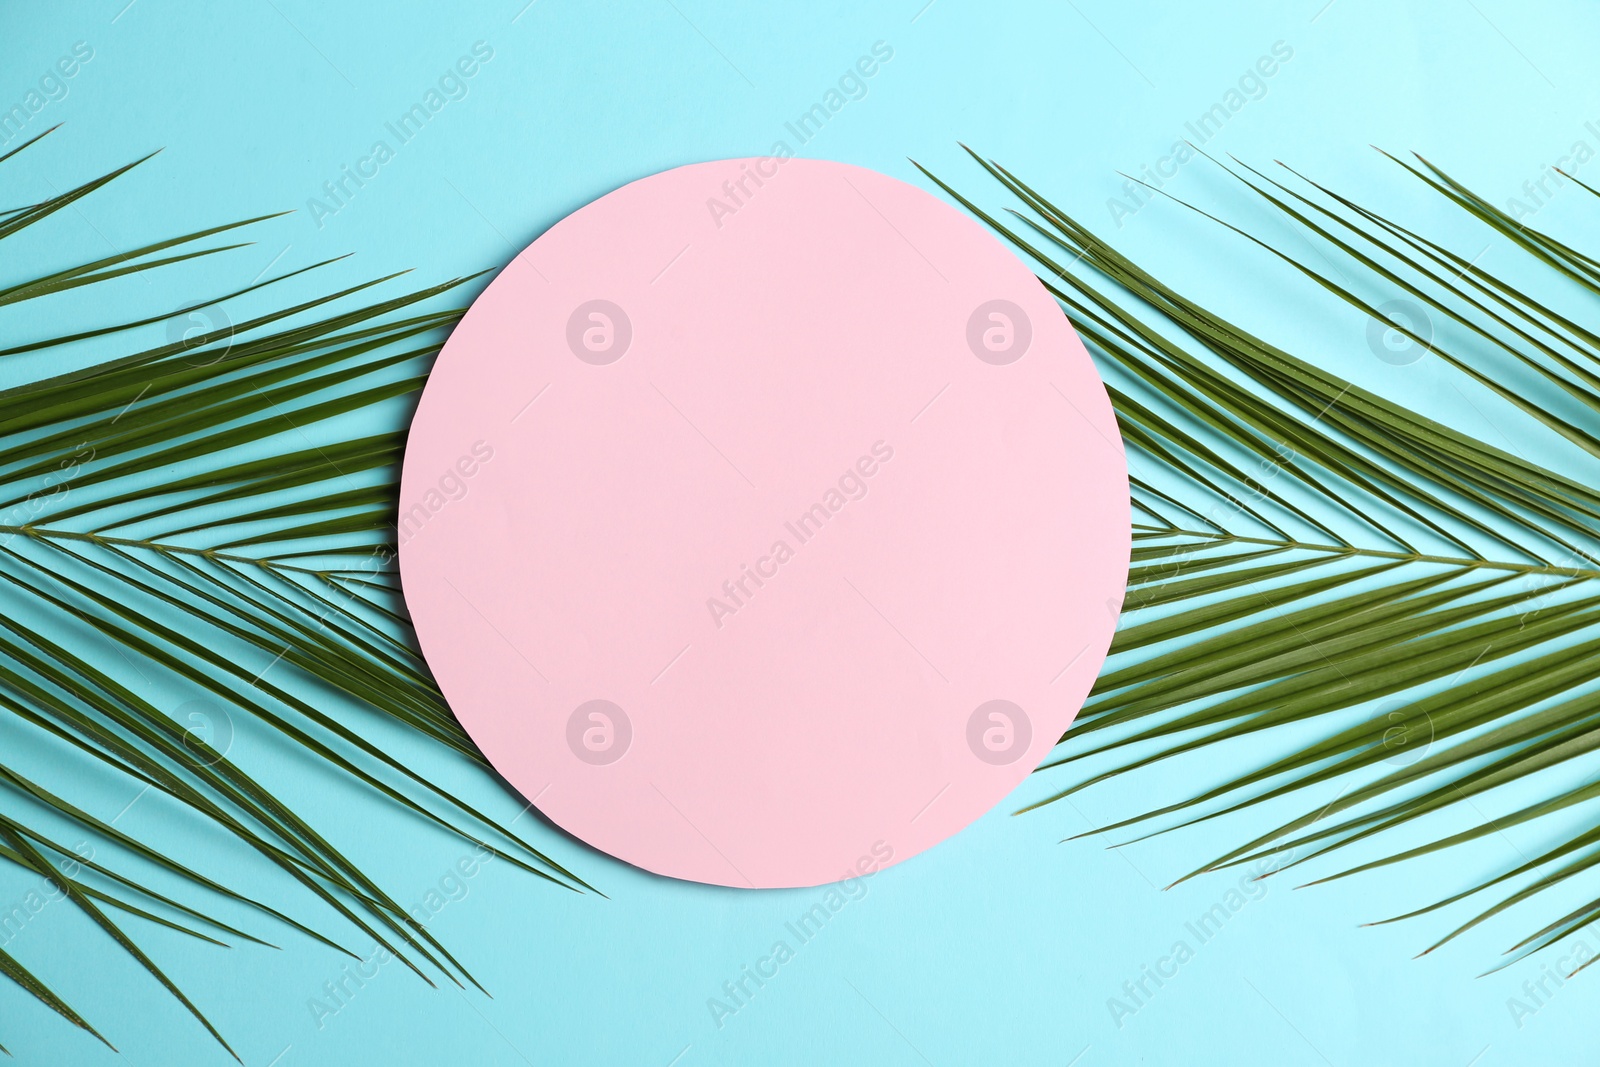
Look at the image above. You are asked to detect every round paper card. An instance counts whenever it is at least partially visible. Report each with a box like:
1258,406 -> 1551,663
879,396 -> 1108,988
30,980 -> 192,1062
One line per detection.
399,158 -> 1129,888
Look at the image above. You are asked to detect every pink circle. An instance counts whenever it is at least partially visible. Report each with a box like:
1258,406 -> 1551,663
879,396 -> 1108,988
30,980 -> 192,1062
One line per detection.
399,158 -> 1128,888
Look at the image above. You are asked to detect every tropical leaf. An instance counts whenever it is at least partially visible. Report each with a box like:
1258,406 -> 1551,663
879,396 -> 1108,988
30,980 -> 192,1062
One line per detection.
933,145 -> 1600,968
0,127 -> 587,1055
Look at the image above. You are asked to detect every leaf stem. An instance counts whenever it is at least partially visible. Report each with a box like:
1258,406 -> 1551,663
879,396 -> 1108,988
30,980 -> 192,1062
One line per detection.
1138,524 -> 1600,579
0,524 -> 376,579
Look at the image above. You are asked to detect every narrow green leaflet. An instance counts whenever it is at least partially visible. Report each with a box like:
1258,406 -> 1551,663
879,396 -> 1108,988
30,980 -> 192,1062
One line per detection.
944,145 -> 1600,967
0,130 -> 588,1053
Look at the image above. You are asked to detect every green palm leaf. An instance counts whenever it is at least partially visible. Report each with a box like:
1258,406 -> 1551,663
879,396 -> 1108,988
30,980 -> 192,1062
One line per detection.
934,144 -> 1600,966
0,128 -> 588,1054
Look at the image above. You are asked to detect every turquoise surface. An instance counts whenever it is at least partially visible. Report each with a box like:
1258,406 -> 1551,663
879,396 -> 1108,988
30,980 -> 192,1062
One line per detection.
3,1 -> 1599,1063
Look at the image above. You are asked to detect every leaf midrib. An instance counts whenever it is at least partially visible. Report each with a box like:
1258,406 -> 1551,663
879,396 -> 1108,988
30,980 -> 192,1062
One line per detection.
1,523 -> 372,577
1139,524 -> 1600,579
13,521 -> 1598,583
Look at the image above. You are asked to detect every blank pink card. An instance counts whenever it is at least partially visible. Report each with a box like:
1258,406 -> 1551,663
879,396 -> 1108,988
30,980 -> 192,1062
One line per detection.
399,158 -> 1129,888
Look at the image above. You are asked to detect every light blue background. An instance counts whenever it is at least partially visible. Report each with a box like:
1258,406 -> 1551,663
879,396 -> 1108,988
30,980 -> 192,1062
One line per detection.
3,1 -> 1599,1064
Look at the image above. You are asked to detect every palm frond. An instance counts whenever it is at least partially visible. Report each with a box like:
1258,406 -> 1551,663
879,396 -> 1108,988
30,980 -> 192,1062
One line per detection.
934,145 -> 1600,965
0,128 -> 587,1054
